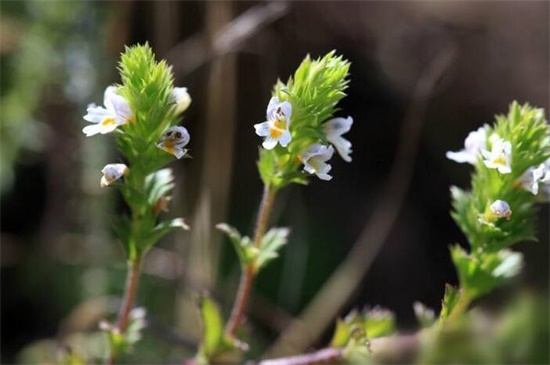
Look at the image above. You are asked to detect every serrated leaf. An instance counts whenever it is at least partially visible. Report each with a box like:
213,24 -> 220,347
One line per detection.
330,307 -> 395,349
255,227 -> 290,272
216,223 -> 255,268
140,218 -> 189,253
450,245 -> 523,299
362,307 -> 396,339
439,284 -> 461,321
145,168 -> 175,207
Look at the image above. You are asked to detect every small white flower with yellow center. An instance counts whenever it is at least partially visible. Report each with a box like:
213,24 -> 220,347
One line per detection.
446,126 -> 487,164
254,97 -> 292,150
519,159 -> 550,197
100,163 -> 128,188
301,144 -> 334,181
157,126 -> 190,159
481,134 -> 512,174
323,116 -> 353,162
170,87 -> 191,115
83,86 -> 133,137
490,199 -> 512,219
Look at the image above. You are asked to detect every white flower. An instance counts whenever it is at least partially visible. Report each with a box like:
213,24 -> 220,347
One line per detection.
170,87 -> 191,114
157,126 -> 190,159
254,97 -> 292,150
83,86 -> 133,137
101,163 -> 128,187
481,134 -> 512,174
323,116 -> 353,162
446,126 -> 487,164
301,144 -> 334,181
490,199 -> 512,219
519,159 -> 550,197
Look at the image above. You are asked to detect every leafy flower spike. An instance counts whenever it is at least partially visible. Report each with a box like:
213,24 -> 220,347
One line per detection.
101,163 -> 128,187
254,97 -> 292,150
446,126 -> 487,164
482,134 -> 512,174
83,86 -> 133,137
301,143 -> 334,181
323,116 -> 353,162
157,126 -> 190,159
170,87 -> 191,115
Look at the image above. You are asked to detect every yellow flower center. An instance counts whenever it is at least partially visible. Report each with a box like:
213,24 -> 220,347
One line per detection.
101,117 -> 117,127
269,118 -> 287,138
492,156 -> 506,165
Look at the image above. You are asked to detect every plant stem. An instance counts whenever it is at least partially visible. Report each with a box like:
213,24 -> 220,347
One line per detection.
225,184 -> 276,337
446,290 -> 472,325
106,255 -> 142,365
258,348 -> 344,365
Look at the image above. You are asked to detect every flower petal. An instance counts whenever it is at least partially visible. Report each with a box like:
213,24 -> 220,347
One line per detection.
324,116 -> 353,136
266,96 -> 280,118
446,150 -> 476,164
171,87 -> 191,114
279,130 -> 292,147
262,137 -> 278,150
254,122 -> 271,137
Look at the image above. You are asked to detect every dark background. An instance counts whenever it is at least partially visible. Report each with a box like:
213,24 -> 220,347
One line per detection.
1,1 -> 548,363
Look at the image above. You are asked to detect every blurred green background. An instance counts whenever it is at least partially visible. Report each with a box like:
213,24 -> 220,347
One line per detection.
1,1 -> 548,363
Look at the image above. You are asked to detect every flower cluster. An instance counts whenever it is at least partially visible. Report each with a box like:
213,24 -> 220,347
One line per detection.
447,121 -> 550,216
254,96 -> 353,181
83,85 -> 192,186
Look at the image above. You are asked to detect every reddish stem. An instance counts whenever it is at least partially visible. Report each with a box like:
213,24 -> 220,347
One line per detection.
106,256 -> 142,365
225,185 -> 276,337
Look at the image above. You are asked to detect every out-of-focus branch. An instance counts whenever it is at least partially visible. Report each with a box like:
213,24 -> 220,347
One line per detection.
258,334 -> 419,365
166,1 -> 289,77
267,45 -> 457,357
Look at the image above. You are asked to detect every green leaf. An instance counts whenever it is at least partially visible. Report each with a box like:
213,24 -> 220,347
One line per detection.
330,307 -> 396,349
145,168 -> 175,208
196,296 -> 245,364
362,307 -> 396,339
330,319 -> 351,348
198,296 -> 225,359
451,245 -> 523,299
216,223 -> 256,268
439,284 -> 461,322
140,218 -> 189,253
255,227 -> 290,272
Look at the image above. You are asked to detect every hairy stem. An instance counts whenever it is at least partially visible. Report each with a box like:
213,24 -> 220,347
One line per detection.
106,256 -> 142,364
225,184 -> 276,337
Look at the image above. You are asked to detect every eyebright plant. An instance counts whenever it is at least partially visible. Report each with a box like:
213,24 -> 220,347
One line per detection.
82,43 -> 191,363
195,51 -> 354,364
441,102 -> 550,323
